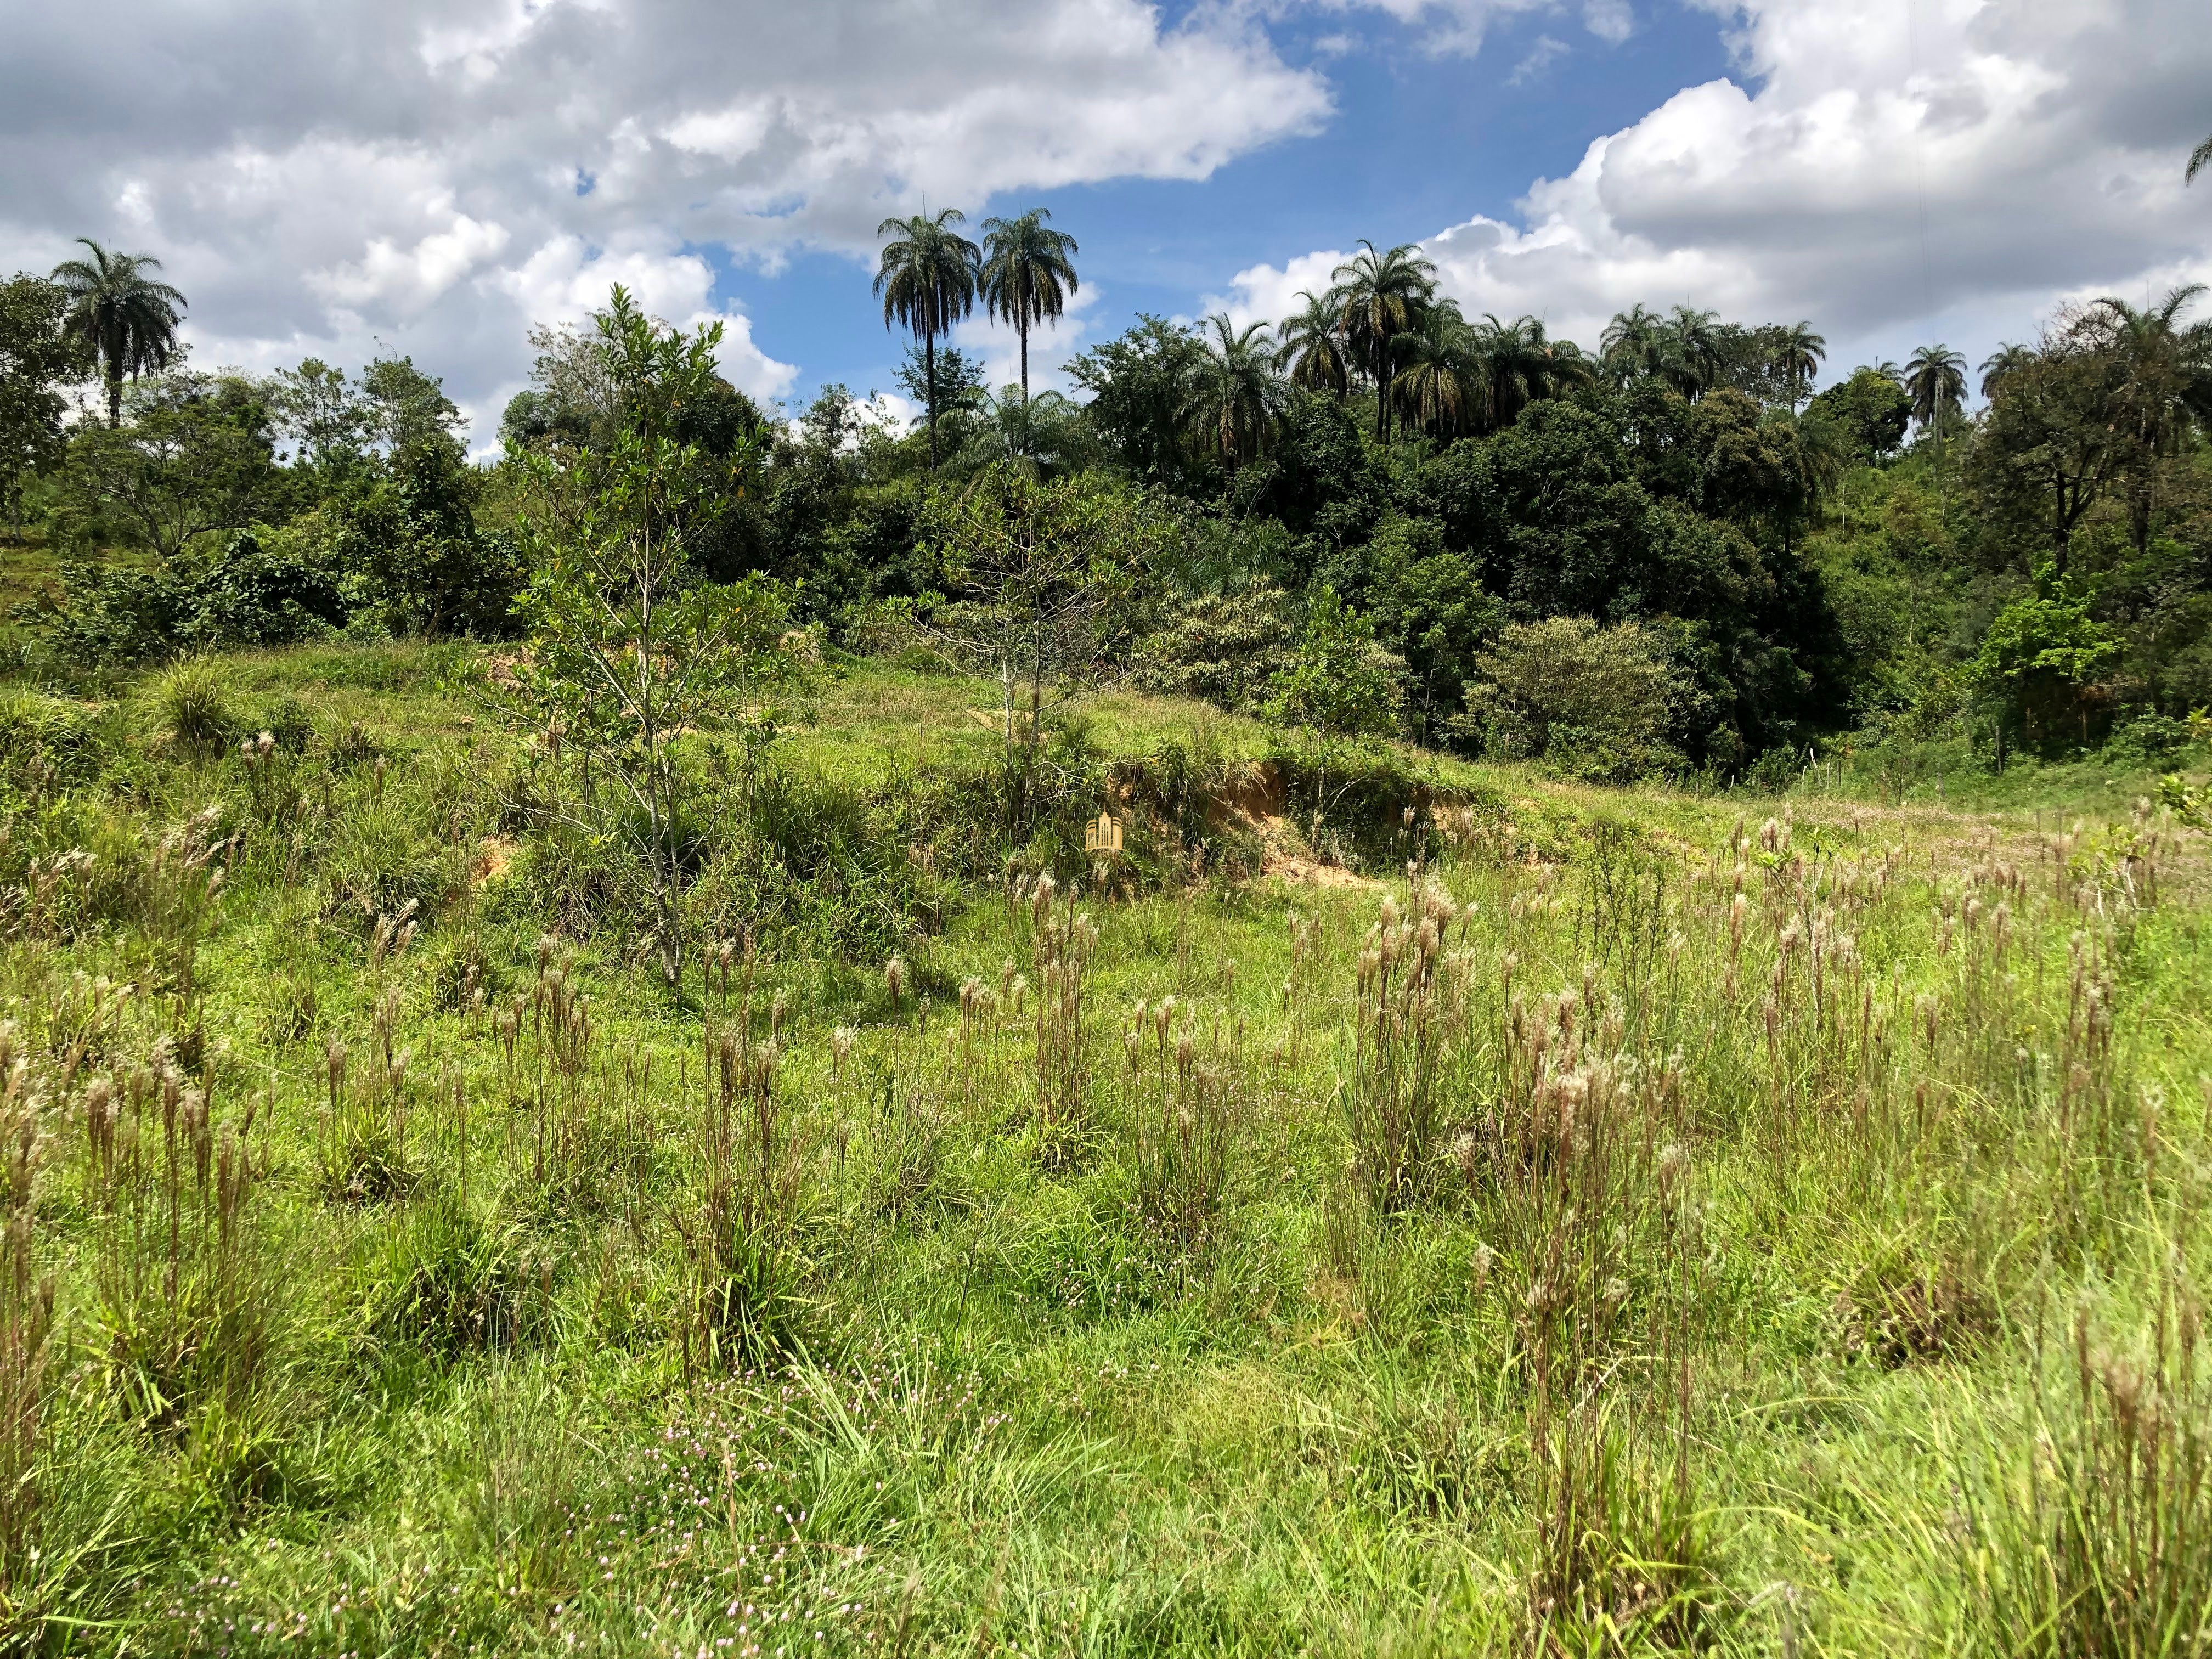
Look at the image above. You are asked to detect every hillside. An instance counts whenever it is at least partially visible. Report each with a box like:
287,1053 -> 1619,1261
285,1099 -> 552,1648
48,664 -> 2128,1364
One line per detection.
3,642 -> 2210,1655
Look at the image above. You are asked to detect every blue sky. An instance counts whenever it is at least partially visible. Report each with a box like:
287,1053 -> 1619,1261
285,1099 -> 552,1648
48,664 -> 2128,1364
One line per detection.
713,4 -> 1740,413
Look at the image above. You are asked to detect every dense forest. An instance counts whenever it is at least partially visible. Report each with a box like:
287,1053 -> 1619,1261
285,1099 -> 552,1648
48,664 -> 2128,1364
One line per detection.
4,219 -> 2210,792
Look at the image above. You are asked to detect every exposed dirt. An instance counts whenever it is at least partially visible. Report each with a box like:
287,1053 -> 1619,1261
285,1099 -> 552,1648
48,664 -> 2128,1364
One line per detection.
472,837 -> 517,887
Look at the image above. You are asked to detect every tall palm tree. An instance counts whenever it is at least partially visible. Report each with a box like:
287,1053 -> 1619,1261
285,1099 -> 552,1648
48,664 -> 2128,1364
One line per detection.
1770,321 -> 1826,408
978,208 -> 1079,405
1979,342 -> 2035,400
1327,240 -> 1437,439
1475,314 -> 1592,428
2190,131 -> 2211,183
1278,290 -> 1351,396
1599,303 -> 1668,386
50,238 -> 187,427
1666,304 -> 1722,396
2078,285 -> 2212,553
1390,300 -> 1487,438
1181,314 -> 1285,475
875,209 -> 980,472
1904,343 -> 1968,438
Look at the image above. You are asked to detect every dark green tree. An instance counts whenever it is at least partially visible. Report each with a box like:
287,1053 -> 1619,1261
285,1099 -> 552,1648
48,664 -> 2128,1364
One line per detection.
1327,241 -> 1436,439
0,275 -> 88,534
978,208 -> 1079,405
50,239 -> 187,427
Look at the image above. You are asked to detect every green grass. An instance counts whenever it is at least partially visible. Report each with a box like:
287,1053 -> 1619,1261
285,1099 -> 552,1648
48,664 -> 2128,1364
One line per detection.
4,641 -> 2210,1656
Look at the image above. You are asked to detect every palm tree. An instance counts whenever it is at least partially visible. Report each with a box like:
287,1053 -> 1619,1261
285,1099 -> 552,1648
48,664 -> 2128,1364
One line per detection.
1390,300 -> 1487,438
1903,344 -> 1967,435
2190,131 -> 2211,183
1475,314 -> 1592,427
2078,285 -> 2212,553
978,209 -> 1079,407
1278,290 -> 1351,396
50,238 -> 187,427
1327,240 -> 1437,439
1666,305 -> 1722,396
1979,343 -> 2035,400
1770,321 -> 1826,408
1181,314 -> 1285,475
875,209 -> 980,472
1599,303 -> 1667,386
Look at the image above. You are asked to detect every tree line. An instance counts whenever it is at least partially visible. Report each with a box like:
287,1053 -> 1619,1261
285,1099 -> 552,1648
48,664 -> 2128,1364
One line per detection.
4,202 -> 2211,786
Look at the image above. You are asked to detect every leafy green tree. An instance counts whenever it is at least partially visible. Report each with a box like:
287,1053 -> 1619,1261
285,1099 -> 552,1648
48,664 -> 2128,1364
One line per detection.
1066,315 -> 1211,492
894,343 -> 988,435
269,358 -> 371,472
506,286 -> 787,989
339,433 -> 521,637
1327,241 -> 1436,438
1266,585 -> 1403,738
1666,306 -> 1723,394
874,210 -> 979,473
978,209 -> 1079,406
0,275 -> 88,534
1278,291 -> 1350,396
1807,366 -> 1912,461
59,371 -> 276,559
1969,563 -> 2123,749
50,239 -> 187,427
1970,341 -> 2119,573
2073,285 -> 2212,555
1473,313 -> 1592,428
1181,314 -> 1284,475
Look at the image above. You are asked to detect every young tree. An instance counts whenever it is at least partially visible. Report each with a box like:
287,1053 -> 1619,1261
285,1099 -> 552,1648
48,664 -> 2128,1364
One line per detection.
506,286 -> 789,990
60,371 -> 277,558
49,240 -> 187,427
0,275 -> 87,535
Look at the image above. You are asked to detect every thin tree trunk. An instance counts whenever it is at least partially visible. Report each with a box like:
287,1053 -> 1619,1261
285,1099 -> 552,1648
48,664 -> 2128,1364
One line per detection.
925,332 -> 939,474
106,370 -> 122,429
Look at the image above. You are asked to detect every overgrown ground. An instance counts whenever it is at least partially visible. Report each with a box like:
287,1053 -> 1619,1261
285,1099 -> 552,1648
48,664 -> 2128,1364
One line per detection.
5,644 -> 2211,1656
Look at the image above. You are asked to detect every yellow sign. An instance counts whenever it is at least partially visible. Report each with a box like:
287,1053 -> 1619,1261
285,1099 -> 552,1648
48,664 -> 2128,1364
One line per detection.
1084,811 -> 1124,856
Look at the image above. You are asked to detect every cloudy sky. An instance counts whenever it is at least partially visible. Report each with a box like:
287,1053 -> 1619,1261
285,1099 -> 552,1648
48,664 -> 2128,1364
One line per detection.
3,0 -> 2207,445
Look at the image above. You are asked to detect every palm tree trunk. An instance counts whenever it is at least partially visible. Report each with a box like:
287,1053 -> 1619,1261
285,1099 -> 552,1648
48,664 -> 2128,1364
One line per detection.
924,332 -> 939,474
1018,315 -> 1030,403
106,368 -> 123,429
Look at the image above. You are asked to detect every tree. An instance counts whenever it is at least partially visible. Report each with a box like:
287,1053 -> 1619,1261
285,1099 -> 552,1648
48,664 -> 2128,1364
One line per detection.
1181,314 -> 1284,475
2073,285 -> 2212,555
1600,304 -> 1668,386
874,210 -> 979,473
1807,367 -> 1912,462
1466,616 -> 1681,780
1970,341 -> 2118,573
1979,343 -> 2034,400
0,275 -> 87,534
1474,313 -> 1592,428
1666,306 -> 1723,395
50,239 -> 187,427
1390,300 -> 1486,438
1327,241 -> 1437,439
60,371 -> 276,559
978,209 -> 1079,409
507,286 -> 788,990
1065,315 -> 1211,491
1903,344 -> 1967,438
2190,131 -> 2211,183
1770,321 -> 1826,408
1279,290 -> 1351,396
1968,562 -> 2122,749
1266,585 -> 1403,739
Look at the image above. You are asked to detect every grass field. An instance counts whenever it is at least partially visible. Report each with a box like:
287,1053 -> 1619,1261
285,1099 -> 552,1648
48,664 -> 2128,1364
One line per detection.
4,642 -> 2210,1656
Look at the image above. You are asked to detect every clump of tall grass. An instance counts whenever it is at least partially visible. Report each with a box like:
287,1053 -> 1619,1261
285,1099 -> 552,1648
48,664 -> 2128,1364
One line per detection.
1126,995 -> 1234,1261
0,1030 -> 55,1605
147,660 -> 239,752
1960,1300 -> 2212,1657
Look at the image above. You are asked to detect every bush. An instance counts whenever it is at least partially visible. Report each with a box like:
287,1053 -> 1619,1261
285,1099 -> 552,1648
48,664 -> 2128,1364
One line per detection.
1463,617 -> 1686,783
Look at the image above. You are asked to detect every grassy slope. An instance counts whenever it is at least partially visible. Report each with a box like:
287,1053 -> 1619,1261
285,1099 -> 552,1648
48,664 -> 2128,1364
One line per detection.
8,643 -> 2211,1656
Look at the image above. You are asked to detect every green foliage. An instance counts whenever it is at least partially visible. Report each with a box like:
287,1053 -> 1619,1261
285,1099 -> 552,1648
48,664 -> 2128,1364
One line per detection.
1809,365 -> 1914,461
1971,563 -> 2124,748
1465,616 -> 1685,781
1265,585 -> 1404,738
0,274 -> 87,534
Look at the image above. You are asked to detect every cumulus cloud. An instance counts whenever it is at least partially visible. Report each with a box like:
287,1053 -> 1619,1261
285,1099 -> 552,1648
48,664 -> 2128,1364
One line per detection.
1242,0 -> 2212,383
0,0 -> 1329,434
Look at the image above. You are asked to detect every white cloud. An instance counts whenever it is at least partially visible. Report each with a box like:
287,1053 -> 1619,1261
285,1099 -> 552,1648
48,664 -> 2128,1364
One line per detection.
1247,0 -> 2212,386
0,0 -> 1329,420
949,283 -> 1105,396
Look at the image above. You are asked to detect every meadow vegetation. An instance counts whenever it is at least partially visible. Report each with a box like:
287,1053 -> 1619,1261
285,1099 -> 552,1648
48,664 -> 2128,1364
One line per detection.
1,642 -> 2208,1655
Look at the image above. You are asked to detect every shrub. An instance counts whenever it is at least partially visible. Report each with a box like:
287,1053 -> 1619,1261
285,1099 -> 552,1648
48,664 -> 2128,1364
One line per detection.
1464,617 -> 1685,782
